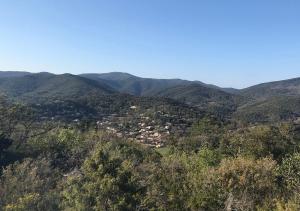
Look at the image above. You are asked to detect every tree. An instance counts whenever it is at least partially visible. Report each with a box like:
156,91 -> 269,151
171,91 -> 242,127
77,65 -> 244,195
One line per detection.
220,124 -> 298,161
28,128 -> 87,171
215,157 -> 278,210
0,96 -> 54,169
169,117 -> 224,153
61,140 -> 159,211
0,158 -> 61,210
278,152 -> 300,207
184,148 -> 225,211
142,153 -> 190,210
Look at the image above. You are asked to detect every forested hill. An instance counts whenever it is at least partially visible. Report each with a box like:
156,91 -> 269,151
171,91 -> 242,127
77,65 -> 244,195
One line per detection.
240,77 -> 300,99
80,72 -> 225,96
0,71 -> 239,120
2,71 -> 300,210
234,78 -> 300,122
0,71 -> 31,78
0,72 -> 115,102
155,83 -> 239,105
1,71 -> 300,123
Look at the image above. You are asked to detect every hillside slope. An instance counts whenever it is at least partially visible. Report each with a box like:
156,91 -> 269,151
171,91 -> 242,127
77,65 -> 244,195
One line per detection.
80,72 -> 226,96
155,83 -> 243,119
0,73 -> 115,102
234,96 -> 300,123
240,77 -> 300,100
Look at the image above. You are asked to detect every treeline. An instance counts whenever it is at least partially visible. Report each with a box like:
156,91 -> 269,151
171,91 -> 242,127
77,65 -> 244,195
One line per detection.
1,100 -> 300,210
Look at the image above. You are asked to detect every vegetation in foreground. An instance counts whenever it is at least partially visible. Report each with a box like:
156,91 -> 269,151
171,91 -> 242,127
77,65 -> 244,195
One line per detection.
1,98 -> 300,211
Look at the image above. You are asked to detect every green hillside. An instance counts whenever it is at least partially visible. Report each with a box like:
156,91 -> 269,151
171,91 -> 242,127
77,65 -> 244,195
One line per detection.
1,71 -> 300,124
155,83 -> 237,105
80,72 -> 225,96
154,83 -> 243,118
0,73 -> 115,102
234,96 -> 300,123
240,77 -> 300,99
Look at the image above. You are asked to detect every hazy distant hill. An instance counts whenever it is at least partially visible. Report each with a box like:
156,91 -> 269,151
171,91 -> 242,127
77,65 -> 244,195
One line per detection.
0,71 -> 31,78
80,72 -> 242,119
225,78 -> 300,122
0,72 -> 115,102
80,72 -> 227,96
240,77 -> 300,100
154,83 -> 242,117
233,96 -> 300,123
1,70 -> 300,123
155,83 -> 236,105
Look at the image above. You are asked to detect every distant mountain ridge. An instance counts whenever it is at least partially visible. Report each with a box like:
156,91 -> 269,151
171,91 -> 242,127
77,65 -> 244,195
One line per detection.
1,71 -> 300,95
0,71 -> 240,120
0,72 -> 115,102
234,96 -> 300,123
240,77 -> 300,100
0,71 -> 31,78
1,70 -> 300,123
155,83 -> 237,106
80,72 -> 230,96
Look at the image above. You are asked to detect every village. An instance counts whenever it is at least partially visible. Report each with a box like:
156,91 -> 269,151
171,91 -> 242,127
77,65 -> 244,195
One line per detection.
96,105 -> 194,148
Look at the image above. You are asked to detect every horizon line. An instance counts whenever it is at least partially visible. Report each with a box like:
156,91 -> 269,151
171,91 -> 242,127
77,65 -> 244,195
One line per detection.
0,70 -> 299,90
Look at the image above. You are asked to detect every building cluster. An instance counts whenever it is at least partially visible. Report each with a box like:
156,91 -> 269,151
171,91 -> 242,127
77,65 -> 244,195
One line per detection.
96,107 -> 193,148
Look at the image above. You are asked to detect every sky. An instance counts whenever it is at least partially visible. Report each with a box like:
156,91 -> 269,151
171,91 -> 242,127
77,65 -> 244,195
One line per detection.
0,0 -> 299,88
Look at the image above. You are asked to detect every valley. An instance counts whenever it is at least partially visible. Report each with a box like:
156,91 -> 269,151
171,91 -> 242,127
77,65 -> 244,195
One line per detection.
2,71 -> 300,210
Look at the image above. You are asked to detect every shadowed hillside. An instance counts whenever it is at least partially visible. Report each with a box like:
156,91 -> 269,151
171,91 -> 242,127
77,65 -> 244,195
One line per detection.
240,77 -> 300,100
0,73 -> 115,102
233,96 -> 300,123
80,72 -> 227,96
1,71 -> 300,123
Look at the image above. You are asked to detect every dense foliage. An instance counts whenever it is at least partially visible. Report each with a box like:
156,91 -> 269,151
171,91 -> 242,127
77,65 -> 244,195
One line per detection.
1,72 -> 300,210
1,96 -> 300,211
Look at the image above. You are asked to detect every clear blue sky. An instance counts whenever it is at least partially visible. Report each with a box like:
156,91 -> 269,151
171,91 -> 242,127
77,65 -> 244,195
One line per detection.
0,0 -> 299,88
